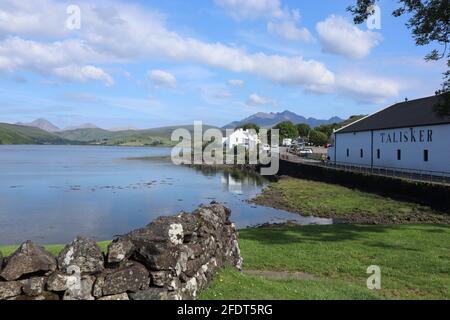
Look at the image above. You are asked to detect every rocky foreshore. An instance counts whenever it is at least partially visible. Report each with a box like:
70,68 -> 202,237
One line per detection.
0,202 -> 242,300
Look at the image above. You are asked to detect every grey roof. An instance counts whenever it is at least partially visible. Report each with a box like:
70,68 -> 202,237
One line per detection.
337,95 -> 450,133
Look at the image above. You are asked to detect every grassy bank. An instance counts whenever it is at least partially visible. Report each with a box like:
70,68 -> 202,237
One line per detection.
0,241 -> 111,257
1,225 -> 449,299
200,224 -> 450,300
252,177 -> 450,224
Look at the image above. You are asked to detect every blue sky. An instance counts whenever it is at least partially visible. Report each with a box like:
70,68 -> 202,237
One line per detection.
0,0 -> 445,129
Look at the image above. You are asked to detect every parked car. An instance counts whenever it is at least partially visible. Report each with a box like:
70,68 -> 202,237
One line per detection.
299,148 -> 313,156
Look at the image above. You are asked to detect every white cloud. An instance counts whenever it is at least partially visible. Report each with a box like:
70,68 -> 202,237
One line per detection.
336,73 -> 400,104
316,15 -> 382,59
0,0 -> 69,38
228,79 -> 245,87
0,36 -> 114,86
53,65 -> 114,86
0,0 -> 333,90
247,93 -> 278,107
0,0 -> 399,104
81,66 -> 114,86
200,85 -> 232,105
267,20 -> 312,42
148,70 -> 177,89
214,0 -> 286,20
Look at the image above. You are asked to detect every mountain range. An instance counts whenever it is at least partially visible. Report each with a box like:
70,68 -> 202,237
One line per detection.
223,111 -> 343,129
16,119 -> 100,132
2,111 -> 346,146
16,118 -> 61,133
0,120 -> 216,147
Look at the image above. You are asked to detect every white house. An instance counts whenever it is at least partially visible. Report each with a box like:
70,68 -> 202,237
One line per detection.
222,128 -> 259,150
327,95 -> 450,177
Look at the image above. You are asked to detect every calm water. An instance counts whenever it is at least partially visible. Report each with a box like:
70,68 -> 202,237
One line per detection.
0,145 -> 331,245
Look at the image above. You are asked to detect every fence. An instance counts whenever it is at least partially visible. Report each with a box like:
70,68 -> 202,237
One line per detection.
280,152 -> 450,185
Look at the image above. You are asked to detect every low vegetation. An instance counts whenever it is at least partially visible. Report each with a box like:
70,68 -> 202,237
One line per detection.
252,177 -> 450,224
200,224 -> 450,300
1,225 -> 448,300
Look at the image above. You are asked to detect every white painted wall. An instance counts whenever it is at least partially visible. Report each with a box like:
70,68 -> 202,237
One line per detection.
328,123 -> 450,176
223,129 -> 258,150
373,124 -> 450,174
334,131 -> 372,166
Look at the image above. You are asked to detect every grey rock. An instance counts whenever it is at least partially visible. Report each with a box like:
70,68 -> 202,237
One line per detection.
0,251 -> 3,273
63,275 -> 95,300
150,271 -> 173,287
0,203 -> 243,301
98,293 -> 129,300
102,263 -> 149,296
184,259 -> 203,278
0,241 -> 56,281
57,236 -> 104,274
0,281 -> 23,300
134,243 -> 181,271
107,238 -> 134,264
128,287 -> 182,300
21,277 -> 45,296
46,272 -> 70,292
93,274 -> 106,298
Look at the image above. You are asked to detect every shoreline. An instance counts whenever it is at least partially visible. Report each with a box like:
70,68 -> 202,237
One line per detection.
251,176 -> 450,225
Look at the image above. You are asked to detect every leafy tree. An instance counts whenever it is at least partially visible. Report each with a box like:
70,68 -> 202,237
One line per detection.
273,121 -> 298,144
309,130 -> 329,146
316,123 -> 338,138
348,0 -> 450,116
238,123 -> 260,133
296,123 -> 311,137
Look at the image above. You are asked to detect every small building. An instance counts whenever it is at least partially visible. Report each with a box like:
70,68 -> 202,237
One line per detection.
282,138 -> 292,147
222,128 -> 259,150
327,95 -> 450,177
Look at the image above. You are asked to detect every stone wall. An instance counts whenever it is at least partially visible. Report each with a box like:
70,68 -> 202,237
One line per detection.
0,202 -> 242,300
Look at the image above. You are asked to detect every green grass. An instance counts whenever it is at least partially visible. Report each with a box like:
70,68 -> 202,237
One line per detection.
253,177 -> 448,223
200,224 -> 450,300
0,241 -> 111,257
2,226 -> 449,300
200,267 -> 383,300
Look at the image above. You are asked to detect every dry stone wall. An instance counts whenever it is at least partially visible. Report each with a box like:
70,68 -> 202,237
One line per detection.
0,202 -> 242,300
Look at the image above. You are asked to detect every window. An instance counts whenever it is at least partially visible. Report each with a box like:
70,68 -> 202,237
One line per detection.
346,149 -> 349,157
377,149 -> 380,159
424,150 -> 429,162
397,149 -> 401,161
360,149 -> 363,158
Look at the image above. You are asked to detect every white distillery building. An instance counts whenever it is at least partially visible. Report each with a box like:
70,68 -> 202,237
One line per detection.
327,95 -> 450,177
222,128 -> 259,150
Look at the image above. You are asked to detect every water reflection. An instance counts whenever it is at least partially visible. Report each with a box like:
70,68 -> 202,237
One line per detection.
0,145 -> 332,245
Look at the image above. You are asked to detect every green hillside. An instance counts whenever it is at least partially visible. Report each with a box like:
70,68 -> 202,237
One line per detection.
56,125 -> 218,147
0,123 -> 220,146
56,128 -> 117,142
0,123 -> 72,145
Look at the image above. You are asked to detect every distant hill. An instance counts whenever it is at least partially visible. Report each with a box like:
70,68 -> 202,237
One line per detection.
1,120 -> 219,146
63,123 -> 99,131
16,118 -> 60,133
110,126 -> 140,132
56,124 -> 218,147
0,123 -> 72,145
224,110 -> 343,129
